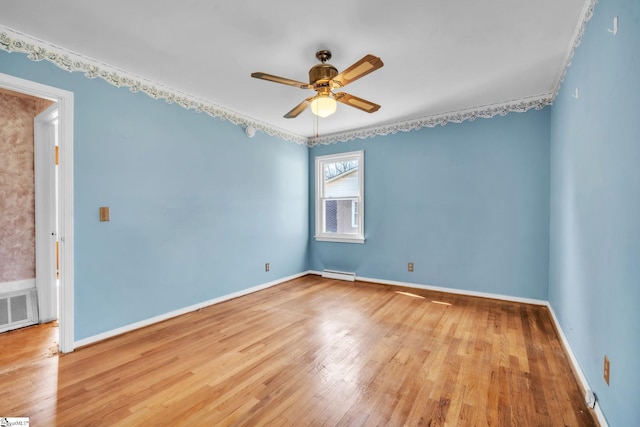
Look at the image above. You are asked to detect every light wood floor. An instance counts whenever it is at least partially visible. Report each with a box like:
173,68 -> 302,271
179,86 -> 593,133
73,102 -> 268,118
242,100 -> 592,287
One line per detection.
0,275 -> 598,426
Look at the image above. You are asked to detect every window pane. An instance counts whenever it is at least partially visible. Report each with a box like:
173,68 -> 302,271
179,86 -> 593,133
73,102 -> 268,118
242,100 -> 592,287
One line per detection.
324,160 -> 358,180
324,161 -> 359,198
325,200 -> 338,232
323,198 -> 358,234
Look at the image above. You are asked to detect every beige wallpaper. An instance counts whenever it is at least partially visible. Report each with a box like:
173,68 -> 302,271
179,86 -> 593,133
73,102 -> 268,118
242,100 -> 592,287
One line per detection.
0,91 -> 37,284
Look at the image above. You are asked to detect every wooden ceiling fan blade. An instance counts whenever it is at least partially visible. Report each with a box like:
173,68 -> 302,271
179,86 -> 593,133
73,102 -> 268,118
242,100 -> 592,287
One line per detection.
284,97 -> 313,118
331,54 -> 383,88
334,92 -> 381,113
251,72 -> 313,89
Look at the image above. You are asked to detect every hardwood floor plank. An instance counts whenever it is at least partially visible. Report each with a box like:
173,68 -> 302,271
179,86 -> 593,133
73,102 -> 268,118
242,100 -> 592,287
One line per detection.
0,275 -> 598,426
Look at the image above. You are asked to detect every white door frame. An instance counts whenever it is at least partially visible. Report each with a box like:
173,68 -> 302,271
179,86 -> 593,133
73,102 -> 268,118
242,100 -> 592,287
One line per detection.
0,72 -> 75,353
34,104 -> 58,323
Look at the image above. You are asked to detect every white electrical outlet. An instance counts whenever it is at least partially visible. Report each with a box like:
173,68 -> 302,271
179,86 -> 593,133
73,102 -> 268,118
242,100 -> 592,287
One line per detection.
584,389 -> 596,409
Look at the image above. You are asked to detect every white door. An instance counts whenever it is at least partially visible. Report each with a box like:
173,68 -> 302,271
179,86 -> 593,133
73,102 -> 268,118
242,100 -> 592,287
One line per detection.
34,104 -> 58,323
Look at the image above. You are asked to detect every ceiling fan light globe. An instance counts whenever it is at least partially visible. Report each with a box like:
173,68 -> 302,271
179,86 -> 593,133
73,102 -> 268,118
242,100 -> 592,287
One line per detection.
310,96 -> 337,118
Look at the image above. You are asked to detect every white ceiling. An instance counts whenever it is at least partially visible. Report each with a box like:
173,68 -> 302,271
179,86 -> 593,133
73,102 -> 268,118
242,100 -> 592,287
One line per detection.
0,0 -> 587,139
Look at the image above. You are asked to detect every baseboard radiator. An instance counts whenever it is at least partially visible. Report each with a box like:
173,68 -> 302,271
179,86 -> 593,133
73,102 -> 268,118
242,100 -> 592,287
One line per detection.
0,289 -> 39,333
321,269 -> 356,282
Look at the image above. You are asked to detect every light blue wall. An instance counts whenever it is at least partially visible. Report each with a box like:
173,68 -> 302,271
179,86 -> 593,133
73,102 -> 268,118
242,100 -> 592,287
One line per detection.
309,109 -> 550,300
0,51 -> 309,340
549,1 -> 640,425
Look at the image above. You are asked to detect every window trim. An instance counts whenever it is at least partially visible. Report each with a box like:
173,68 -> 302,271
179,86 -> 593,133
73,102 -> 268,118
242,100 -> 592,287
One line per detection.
315,150 -> 365,244
351,199 -> 358,228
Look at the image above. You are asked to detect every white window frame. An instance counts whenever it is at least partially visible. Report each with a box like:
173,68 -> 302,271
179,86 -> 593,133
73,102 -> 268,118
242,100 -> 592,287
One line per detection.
351,199 -> 358,228
315,150 -> 365,244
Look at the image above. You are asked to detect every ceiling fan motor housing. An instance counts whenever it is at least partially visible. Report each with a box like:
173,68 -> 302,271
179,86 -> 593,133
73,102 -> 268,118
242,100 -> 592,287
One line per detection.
309,63 -> 338,87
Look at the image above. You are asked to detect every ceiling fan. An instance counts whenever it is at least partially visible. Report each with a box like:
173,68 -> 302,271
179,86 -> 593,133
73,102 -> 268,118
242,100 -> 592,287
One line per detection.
251,50 -> 383,119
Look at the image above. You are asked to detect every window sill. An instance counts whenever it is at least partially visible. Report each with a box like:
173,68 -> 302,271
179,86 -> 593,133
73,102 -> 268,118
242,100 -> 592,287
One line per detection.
314,236 -> 365,244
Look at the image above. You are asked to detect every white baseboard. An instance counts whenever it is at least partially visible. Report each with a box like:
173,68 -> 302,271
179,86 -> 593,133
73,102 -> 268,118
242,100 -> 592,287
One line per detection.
74,271 -> 311,349
310,270 -> 547,306
546,304 -> 609,427
0,278 -> 36,293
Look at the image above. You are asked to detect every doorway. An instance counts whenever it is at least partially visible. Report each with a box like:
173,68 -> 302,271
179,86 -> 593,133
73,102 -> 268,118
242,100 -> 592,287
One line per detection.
0,72 -> 75,353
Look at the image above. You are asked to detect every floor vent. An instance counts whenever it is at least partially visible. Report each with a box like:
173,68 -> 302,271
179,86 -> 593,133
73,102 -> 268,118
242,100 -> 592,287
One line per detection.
0,289 -> 39,333
321,270 -> 356,282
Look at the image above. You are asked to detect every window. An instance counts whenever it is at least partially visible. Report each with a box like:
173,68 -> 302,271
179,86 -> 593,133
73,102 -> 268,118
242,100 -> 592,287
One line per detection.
315,150 -> 364,243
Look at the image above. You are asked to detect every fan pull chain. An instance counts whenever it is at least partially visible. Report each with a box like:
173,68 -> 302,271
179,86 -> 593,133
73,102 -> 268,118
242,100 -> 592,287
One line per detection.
314,107 -> 319,138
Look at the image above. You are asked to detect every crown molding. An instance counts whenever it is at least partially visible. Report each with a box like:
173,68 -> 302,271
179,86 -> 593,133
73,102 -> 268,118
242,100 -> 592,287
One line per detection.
308,94 -> 553,146
0,25 -> 308,146
1,0 -> 596,149
552,0 -> 598,98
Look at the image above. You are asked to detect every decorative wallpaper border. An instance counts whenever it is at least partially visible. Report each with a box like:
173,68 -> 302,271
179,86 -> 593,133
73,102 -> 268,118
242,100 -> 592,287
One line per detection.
552,0 -> 598,98
0,26 -> 307,146
1,0 -> 597,148
310,94 -> 552,146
